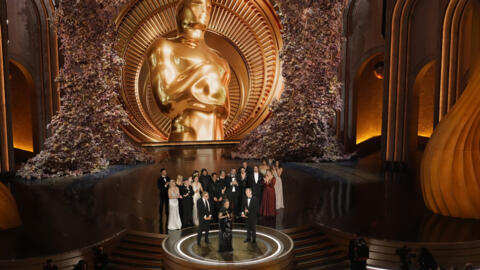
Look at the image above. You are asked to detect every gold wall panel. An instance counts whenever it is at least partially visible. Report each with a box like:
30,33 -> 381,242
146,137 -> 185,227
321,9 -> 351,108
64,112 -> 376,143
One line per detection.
116,0 -> 283,143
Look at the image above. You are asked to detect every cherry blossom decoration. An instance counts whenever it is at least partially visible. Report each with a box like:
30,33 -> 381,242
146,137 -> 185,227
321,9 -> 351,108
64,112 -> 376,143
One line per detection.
233,0 -> 350,162
17,0 -> 149,179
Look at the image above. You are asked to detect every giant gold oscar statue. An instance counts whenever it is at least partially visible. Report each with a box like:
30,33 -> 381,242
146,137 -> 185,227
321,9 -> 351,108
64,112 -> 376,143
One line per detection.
146,0 -> 230,142
116,0 -> 282,144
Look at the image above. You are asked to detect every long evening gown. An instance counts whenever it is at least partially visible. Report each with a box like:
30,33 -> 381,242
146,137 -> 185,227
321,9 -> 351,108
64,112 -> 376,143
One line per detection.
168,190 -> 182,230
260,177 -> 277,216
273,170 -> 284,209
218,207 -> 233,252
192,182 -> 202,226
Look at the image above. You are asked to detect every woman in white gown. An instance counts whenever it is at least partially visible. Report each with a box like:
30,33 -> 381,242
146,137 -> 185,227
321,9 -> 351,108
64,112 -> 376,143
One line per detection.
192,175 -> 203,226
167,179 -> 182,231
273,161 -> 284,209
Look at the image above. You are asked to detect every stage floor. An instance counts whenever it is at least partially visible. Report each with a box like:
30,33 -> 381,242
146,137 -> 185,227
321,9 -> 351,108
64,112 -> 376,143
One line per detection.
1,146 -> 480,259
161,224 -> 294,269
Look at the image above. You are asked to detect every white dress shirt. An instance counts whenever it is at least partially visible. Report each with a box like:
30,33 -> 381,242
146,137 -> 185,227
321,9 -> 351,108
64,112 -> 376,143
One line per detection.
203,198 -> 210,218
231,175 -> 236,192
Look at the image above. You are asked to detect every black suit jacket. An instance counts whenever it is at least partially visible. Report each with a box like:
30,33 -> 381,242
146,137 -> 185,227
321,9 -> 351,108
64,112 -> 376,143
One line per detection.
218,177 -> 228,190
180,185 -> 194,202
208,180 -> 224,201
197,198 -> 212,226
199,175 -> 212,191
241,196 -> 259,221
226,175 -> 240,196
239,166 -> 253,177
157,176 -> 170,196
247,173 -> 264,198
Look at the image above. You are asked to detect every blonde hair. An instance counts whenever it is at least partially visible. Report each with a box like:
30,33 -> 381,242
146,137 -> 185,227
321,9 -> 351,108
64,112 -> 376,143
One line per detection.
176,175 -> 183,186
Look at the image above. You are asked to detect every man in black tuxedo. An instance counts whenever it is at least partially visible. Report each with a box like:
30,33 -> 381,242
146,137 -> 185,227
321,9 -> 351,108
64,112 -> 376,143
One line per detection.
241,188 -> 259,243
226,168 -> 240,218
247,165 -> 264,203
197,191 -> 212,245
157,168 -> 170,233
239,161 -> 253,177
180,178 -> 194,227
207,173 -> 225,223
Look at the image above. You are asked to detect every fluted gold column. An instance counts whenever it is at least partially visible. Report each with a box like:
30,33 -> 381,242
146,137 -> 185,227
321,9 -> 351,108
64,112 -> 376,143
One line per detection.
0,2 -> 14,173
421,66 -> 480,219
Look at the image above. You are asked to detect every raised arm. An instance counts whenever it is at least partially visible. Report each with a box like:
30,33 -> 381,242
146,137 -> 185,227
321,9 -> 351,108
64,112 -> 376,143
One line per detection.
217,60 -> 231,119
147,40 -> 209,111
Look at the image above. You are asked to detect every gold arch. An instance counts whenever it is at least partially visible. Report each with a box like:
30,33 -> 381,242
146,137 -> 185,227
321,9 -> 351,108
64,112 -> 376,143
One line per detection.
116,0 -> 283,143
384,0 -> 417,162
439,0 -> 470,121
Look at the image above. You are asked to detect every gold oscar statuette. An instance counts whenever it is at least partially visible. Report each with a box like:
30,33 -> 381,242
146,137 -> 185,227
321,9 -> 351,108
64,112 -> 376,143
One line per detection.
146,0 -> 230,142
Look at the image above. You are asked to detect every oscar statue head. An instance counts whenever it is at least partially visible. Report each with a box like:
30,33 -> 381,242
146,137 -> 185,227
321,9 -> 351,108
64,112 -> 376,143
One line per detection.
176,0 -> 212,38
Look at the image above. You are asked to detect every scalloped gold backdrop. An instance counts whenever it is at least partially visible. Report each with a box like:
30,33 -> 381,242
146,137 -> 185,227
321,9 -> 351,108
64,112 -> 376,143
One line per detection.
115,0 -> 283,144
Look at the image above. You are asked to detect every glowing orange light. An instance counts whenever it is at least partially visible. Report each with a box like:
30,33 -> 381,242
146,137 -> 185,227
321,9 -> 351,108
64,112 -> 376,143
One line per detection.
373,62 -> 384,80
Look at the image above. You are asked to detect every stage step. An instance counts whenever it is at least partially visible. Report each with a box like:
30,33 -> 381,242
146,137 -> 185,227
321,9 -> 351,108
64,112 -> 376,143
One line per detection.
108,263 -> 161,270
300,260 -> 350,270
296,256 -> 349,269
109,230 -> 166,270
109,226 -> 349,270
290,230 -> 325,240
283,226 -> 350,270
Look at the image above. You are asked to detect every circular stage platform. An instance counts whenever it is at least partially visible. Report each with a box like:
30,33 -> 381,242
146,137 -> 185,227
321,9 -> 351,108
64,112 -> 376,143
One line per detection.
162,224 -> 294,269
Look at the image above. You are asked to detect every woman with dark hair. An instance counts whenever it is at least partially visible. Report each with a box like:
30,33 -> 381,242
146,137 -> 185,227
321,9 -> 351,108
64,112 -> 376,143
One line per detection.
218,199 -> 233,252
273,160 -> 284,209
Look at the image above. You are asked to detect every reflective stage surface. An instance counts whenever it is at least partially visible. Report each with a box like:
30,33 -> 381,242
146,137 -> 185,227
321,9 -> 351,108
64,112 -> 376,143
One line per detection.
162,224 -> 294,269
187,232 -> 272,262
2,146 -> 480,259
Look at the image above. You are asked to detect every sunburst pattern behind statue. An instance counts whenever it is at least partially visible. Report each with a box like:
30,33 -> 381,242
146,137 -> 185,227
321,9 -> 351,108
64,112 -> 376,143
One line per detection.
116,0 -> 283,144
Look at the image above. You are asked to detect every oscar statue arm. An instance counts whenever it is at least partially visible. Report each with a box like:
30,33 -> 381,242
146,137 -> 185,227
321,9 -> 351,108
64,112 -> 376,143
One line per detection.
147,40 -> 206,109
216,60 -> 231,119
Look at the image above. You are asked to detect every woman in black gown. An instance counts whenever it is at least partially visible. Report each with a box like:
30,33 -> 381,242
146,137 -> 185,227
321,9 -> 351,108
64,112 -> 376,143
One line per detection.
218,199 -> 233,252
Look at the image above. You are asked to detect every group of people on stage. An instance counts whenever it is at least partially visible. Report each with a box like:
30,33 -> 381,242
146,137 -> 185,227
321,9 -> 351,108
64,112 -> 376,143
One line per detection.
157,159 -> 285,250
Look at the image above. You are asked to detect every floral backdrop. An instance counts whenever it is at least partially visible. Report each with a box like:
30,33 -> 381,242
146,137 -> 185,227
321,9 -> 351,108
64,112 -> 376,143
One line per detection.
17,0 -> 148,179
233,0 -> 350,162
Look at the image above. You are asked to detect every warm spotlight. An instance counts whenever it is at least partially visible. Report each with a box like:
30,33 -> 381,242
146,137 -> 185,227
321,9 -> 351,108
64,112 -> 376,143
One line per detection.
373,62 -> 384,79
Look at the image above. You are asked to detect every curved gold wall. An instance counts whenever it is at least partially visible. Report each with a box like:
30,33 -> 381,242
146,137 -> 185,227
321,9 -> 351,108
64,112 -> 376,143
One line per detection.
0,183 -> 21,230
421,67 -> 480,219
116,0 -> 283,143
